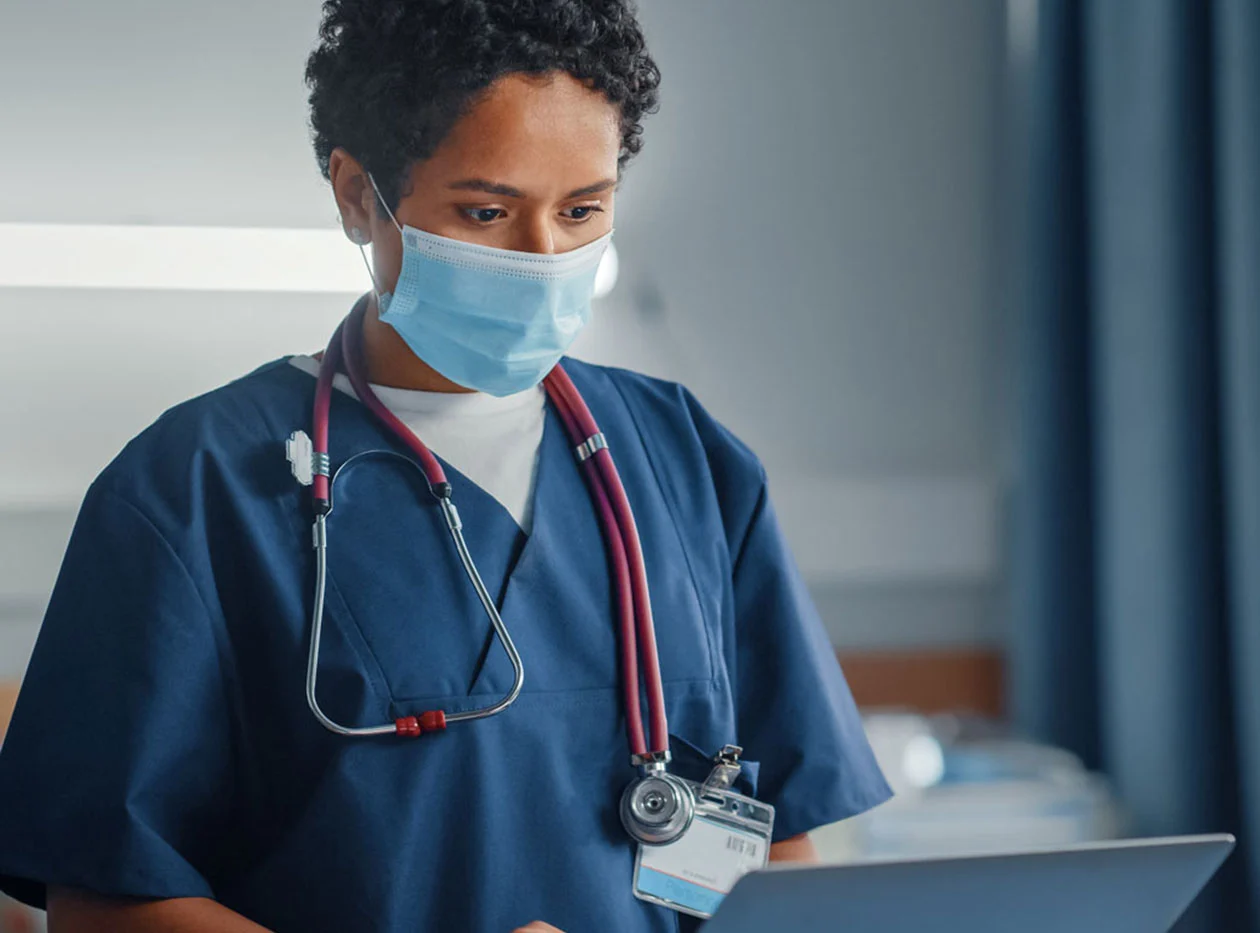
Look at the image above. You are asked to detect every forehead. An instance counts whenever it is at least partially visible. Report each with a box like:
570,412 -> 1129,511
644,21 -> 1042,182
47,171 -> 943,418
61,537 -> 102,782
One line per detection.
416,72 -> 622,188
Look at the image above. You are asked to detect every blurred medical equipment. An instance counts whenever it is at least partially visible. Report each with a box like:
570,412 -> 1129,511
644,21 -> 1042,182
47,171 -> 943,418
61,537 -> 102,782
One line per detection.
816,712 -> 1123,861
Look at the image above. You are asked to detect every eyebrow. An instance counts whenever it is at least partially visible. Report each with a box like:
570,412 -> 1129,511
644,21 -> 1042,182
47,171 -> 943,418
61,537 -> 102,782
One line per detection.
446,177 -> 617,199
564,178 -> 618,198
448,178 -> 526,198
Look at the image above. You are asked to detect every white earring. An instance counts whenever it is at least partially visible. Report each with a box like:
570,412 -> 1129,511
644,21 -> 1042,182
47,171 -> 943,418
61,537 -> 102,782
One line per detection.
349,226 -> 368,245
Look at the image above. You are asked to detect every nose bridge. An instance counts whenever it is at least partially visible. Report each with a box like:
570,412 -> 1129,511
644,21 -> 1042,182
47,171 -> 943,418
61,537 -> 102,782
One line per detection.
517,210 -> 556,255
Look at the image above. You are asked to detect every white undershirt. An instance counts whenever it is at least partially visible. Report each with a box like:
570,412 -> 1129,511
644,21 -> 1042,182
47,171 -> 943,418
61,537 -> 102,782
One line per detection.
287,355 -> 546,533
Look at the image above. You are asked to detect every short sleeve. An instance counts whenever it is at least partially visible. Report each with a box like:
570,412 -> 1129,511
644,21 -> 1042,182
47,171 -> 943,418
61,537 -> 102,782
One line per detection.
730,481 -> 892,840
0,485 -> 237,908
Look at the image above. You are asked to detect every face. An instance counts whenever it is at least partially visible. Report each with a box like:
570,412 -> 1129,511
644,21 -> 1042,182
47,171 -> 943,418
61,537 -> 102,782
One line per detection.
330,71 -> 621,300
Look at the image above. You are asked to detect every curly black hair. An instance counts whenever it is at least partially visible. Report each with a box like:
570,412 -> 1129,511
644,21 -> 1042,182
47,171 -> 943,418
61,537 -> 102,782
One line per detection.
305,0 -> 661,212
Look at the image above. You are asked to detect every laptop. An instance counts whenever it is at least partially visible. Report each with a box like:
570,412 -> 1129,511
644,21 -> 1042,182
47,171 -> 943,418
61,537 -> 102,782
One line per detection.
705,834 -> 1235,933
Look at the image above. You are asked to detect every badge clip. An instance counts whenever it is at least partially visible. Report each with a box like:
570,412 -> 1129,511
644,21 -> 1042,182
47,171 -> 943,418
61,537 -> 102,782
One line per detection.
702,744 -> 744,795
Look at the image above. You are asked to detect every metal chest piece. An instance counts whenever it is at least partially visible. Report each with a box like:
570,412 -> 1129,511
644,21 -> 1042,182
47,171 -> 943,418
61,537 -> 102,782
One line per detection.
621,752 -> 696,846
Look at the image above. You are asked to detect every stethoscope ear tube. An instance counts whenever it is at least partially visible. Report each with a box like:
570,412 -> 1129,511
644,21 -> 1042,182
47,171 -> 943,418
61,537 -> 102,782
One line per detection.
303,298 -> 525,738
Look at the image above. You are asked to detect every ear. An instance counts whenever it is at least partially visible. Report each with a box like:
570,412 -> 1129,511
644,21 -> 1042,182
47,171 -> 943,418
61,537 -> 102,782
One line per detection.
329,148 -> 374,244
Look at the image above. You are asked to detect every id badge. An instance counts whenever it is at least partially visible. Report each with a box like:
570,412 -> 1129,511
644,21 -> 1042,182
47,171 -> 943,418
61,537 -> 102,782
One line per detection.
633,770 -> 775,919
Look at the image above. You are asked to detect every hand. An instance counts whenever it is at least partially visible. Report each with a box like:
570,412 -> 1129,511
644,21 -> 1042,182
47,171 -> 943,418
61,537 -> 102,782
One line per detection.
512,924 -> 565,932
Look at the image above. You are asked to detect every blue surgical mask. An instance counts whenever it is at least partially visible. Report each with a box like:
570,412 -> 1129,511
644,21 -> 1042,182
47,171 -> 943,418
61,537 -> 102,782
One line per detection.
364,174 -> 612,397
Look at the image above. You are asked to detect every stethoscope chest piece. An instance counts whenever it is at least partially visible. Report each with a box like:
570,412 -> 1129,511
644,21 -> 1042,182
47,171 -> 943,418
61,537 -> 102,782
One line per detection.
620,770 -> 696,846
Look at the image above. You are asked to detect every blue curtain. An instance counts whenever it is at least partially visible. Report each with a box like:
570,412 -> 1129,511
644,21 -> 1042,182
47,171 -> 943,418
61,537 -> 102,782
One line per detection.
1011,1 -> 1260,929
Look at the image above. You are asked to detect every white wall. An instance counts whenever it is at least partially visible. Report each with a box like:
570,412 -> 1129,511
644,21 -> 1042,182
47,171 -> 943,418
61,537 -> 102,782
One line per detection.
580,0 -> 1010,649
605,0 -> 1005,474
0,0 -> 1008,680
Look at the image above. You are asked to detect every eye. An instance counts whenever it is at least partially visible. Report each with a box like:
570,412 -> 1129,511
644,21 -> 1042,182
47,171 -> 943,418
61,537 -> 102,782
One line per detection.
463,207 -> 506,224
563,205 -> 604,222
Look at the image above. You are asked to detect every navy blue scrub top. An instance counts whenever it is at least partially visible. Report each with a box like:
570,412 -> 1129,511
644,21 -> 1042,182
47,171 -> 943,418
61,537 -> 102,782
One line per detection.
0,356 -> 889,932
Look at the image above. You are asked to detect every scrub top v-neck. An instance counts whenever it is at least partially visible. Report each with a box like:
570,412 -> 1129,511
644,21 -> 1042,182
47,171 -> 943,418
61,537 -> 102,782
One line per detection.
286,352 -> 547,534
0,355 -> 891,933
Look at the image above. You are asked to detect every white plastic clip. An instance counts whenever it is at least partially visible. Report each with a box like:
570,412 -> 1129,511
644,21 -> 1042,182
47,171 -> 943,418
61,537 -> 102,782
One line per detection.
286,431 -> 314,486
576,433 -> 608,462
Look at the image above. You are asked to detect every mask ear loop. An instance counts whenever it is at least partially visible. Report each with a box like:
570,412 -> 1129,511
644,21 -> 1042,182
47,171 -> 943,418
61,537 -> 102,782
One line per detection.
358,171 -> 406,307
354,238 -> 381,300
367,172 -> 405,234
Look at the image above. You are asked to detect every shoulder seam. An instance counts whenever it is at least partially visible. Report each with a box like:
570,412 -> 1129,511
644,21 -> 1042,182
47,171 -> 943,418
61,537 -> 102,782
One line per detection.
91,485 -> 243,781
93,486 -> 222,628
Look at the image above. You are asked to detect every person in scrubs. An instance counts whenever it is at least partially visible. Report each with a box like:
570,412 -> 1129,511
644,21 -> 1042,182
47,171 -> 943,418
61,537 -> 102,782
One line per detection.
0,1 -> 890,930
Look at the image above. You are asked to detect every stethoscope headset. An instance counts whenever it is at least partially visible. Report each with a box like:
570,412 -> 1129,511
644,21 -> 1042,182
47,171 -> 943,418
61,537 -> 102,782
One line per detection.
288,297 -> 695,846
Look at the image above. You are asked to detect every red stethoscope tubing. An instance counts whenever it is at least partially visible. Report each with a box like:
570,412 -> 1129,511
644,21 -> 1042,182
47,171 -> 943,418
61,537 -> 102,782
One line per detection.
544,366 -> 668,758
311,302 -> 667,758
543,377 -> 647,757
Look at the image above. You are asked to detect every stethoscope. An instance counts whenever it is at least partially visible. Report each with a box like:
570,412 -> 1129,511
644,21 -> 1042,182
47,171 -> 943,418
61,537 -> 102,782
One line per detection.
294,297 -> 695,846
